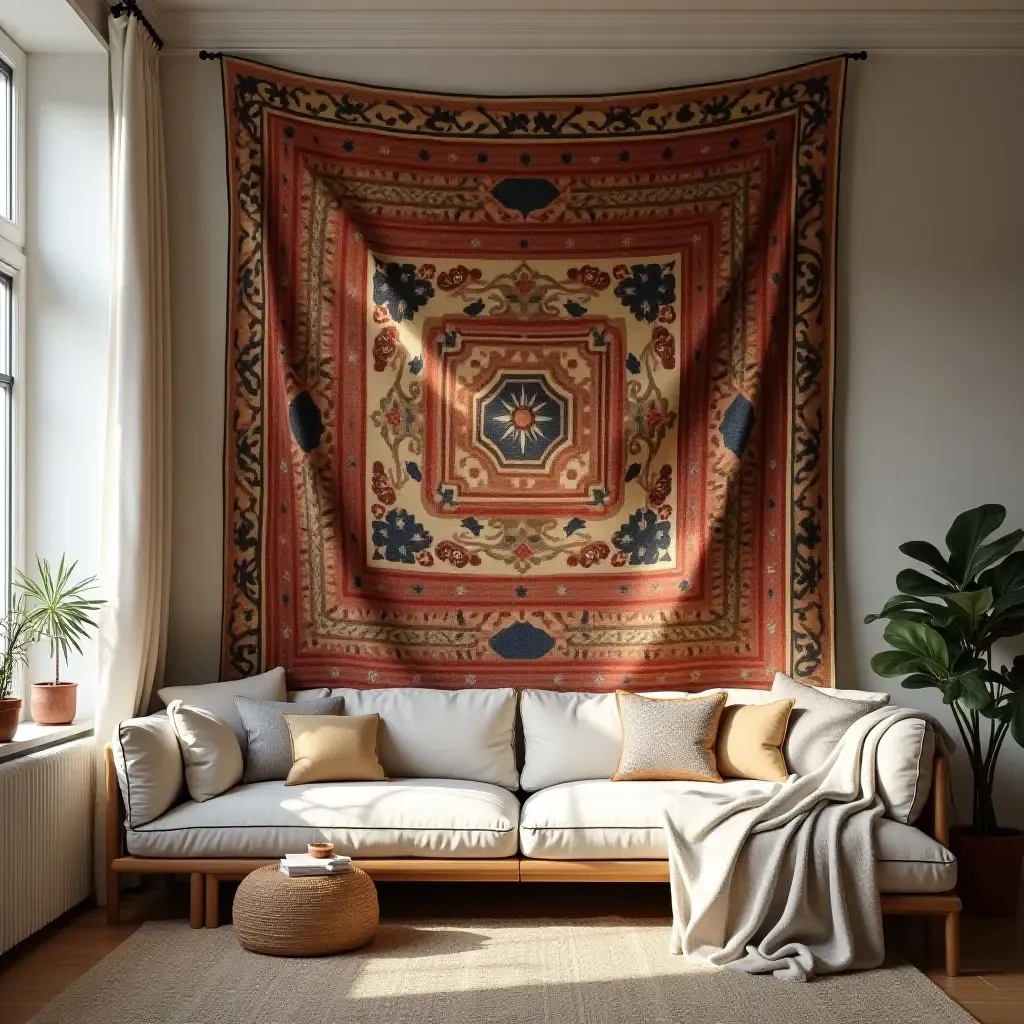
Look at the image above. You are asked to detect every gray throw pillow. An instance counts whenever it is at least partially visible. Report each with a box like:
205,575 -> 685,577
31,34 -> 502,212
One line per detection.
772,673 -> 885,775
234,695 -> 345,783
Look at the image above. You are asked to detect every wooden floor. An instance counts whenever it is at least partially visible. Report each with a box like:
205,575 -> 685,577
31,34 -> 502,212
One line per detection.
1,881 -> 1021,1024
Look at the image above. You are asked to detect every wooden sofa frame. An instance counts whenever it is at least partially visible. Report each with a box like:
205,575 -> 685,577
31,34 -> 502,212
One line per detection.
104,745 -> 961,975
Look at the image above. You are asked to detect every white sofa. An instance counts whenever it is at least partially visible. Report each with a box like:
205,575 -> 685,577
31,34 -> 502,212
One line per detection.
106,684 -> 959,971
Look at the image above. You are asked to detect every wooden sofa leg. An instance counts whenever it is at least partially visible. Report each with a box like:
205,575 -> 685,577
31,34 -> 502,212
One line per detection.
190,873 -> 205,929
205,874 -> 220,928
106,869 -> 120,926
945,910 -> 960,977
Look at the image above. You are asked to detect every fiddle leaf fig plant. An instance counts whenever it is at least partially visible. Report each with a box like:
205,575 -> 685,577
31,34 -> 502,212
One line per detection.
866,504 -> 1024,836
14,555 -> 105,686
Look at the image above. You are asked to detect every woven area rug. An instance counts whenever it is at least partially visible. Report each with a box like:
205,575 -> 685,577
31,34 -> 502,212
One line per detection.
29,919 -> 973,1024
219,57 -> 848,691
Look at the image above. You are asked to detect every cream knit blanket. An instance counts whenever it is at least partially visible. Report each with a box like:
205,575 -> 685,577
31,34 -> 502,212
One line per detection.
663,707 -> 953,981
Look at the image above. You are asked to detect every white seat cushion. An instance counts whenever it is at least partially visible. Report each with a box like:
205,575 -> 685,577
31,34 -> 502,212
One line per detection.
874,817 -> 957,893
519,781 -> 956,893
127,778 -> 519,859
520,779 -> 780,859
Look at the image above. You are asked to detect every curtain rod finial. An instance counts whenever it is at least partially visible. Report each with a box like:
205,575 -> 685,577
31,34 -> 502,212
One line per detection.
199,50 -> 223,61
846,50 -> 868,61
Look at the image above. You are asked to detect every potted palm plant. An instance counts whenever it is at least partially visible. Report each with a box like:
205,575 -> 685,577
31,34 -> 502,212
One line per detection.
15,555 -> 105,726
867,503 -> 1024,915
0,595 -> 37,741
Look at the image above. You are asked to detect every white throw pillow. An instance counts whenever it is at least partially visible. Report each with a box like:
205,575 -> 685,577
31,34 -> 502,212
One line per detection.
330,687 -> 518,790
876,718 -> 935,824
112,713 -> 184,827
157,667 -> 287,753
166,700 -> 243,802
772,672 -> 885,775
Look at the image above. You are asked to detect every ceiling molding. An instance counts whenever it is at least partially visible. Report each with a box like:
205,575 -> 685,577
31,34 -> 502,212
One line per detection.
158,9 -> 1024,52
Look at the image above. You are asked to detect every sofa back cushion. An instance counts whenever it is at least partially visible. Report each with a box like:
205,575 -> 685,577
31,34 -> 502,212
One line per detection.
329,687 -> 518,790
520,686 -> 893,792
112,712 -> 184,827
157,667 -> 287,754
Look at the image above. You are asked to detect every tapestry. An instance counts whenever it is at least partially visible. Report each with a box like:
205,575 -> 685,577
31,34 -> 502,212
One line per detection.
220,57 -> 847,691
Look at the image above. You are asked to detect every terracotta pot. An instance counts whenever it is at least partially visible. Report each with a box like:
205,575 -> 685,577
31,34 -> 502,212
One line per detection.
0,697 -> 21,741
949,826 -> 1024,917
30,682 -> 77,726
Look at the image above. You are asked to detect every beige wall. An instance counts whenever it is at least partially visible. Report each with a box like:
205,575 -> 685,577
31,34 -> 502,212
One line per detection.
161,52 -> 1024,825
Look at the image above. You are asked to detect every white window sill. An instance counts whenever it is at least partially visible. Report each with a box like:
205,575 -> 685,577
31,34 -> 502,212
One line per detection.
0,721 -> 94,764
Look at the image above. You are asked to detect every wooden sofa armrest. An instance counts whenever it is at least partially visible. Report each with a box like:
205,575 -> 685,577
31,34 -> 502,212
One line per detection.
931,753 -> 950,848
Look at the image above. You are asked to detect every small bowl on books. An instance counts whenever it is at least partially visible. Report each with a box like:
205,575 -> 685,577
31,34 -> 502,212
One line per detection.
308,842 -> 335,859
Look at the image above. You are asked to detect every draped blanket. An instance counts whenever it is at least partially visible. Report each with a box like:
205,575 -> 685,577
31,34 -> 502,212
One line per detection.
220,57 -> 847,689
664,709 -> 954,981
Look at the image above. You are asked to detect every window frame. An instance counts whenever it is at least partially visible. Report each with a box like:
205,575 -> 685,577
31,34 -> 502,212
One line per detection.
0,25 -> 25,250
0,23 -> 25,714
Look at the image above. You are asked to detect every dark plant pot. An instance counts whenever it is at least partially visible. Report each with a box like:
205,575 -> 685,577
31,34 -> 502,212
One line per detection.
30,682 -> 77,726
949,826 -> 1024,917
0,697 -> 21,741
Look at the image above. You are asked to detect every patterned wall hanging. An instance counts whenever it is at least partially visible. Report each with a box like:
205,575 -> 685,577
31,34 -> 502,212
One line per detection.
220,56 -> 848,690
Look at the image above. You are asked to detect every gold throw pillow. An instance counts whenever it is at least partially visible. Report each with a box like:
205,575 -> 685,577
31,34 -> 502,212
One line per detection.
612,690 -> 726,782
283,713 -> 388,785
716,699 -> 796,782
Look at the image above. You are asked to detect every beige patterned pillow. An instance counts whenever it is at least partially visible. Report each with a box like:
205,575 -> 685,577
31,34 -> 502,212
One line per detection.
612,690 -> 726,782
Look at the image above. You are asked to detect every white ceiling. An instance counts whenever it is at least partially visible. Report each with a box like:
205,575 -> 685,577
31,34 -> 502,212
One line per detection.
146,0 -> 1024,52
0,0 -> 106,53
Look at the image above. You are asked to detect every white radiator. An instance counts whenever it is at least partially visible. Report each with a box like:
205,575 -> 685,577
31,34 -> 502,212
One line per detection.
0,737 -> 95,953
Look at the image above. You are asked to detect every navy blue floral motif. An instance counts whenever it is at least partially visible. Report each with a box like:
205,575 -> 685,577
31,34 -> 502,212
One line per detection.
373,261 -> 434,322
371,508 -> 432,563
613,263 -> 676,323
611,508 -> 671,565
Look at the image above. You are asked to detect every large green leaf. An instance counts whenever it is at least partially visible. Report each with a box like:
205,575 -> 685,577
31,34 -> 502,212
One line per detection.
898,541 -> 956,582
863,594 -> 947,625
871,650 -> 939,678
896,569 -> 954,598
955,669 -> 992,713
988,551 -> 1024,615
1002,655 -> 1024,693
970,529 -> 1024,580
882,619 -> 949,669
945,504 -> 1006,585
979,613 -> 1024,647
942,588 -> 993,634
1010,692 -> 1024,748
900,673 -> 941,690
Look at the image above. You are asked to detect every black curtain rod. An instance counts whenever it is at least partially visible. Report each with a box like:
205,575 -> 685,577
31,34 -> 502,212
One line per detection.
198,50 -> 866,62
110,1 -> 164,51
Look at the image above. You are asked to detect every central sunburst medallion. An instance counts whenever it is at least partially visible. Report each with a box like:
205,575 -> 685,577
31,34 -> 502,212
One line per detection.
478,374 -> 570,469
422,316 -> 626,519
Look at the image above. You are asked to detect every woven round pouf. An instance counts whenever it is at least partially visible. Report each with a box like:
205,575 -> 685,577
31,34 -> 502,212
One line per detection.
233,865 -> 379,956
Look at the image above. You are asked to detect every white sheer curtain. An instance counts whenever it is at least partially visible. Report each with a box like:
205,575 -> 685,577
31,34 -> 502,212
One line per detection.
94,11 -> 172,900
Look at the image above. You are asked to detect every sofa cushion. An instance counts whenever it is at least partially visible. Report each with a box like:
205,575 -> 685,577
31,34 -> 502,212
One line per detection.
519,779 -> 777,859
876,718 -> 935,825
772,673 -> 886,775
329,687 -> 518,790
157,668 -> 287,753
126,778 -> 519,859
519,687 -> 890,792
167,701 -> 244,802
235,694 -> 345,783
612,690 -> 726,782
284,713 -> 386,784
112,713 -> 184,827
518,781 -> 956,892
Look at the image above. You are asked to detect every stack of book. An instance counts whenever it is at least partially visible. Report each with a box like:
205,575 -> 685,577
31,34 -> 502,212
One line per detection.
279,853 -> 352,877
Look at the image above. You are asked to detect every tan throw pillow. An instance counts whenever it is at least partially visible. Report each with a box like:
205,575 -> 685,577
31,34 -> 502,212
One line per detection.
716,699 -> 796,782
612,690 -> 726,782
284,713 -> 387,785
